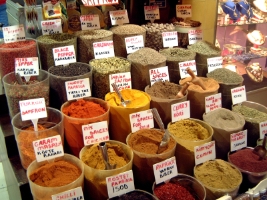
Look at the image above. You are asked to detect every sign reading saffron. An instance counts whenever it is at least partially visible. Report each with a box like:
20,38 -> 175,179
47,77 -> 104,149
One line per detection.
106,170 -> 135,198
171,101 -> 190,122
52,187 -> 84,200
230,130 -> 247,152
52,45 -> 76,66
19,98 -> 47,121
194,141 -> 216,165
109,72 -> 132,92
179,60 -> 197,79
33,135 -> 64,162
129,109 -> 154,133
41,19 -> 62,35
231,85 -> 246,105
93,41 -> 115,59
65,78 -> 91,101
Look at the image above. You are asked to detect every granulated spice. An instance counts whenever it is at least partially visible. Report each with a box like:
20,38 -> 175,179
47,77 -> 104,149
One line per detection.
81,142 -> 130,170
180,77 -> 219,92
110,190 -> 156,200
17,124 -> 59,169
146,81 -> 181,99
207,68 -> 244,84
29,160 -> 81,187
229,148 -> 267,173
194,159 -> 242,190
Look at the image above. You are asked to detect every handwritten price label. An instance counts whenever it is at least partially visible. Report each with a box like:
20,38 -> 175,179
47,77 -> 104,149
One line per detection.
188,29 -> 203,45
207,57 -> 223,73
53,45 -> 76,66
80,14 -> 100,30
3,24 -> 25,43
231,85 -> 246,105
144,6 -> 160,21
230,130 -> 247,152
15,57 -> 39,81
260,121 -> 267,139
129,110 -> 154,133
52,187 -> 84,200
109,72 -> 131,92
179,60 -> 197,79
125,35 -> 144,54
205,93 -> 222,113
82,121 -> 109,146
149,66 -> 169,85
33,135 -> 64,162
65,78 -> 91,101
41,19 -> 62,35
93,41 -> 115,59
82,0 -> 119,6
106,170 -> 135,198
171,101 -> 190,122
194,141 -> 216,165
110,10 -> 129,25
162,31 -> 178,48
176,4 -> 192,18
19,98 -> 47,121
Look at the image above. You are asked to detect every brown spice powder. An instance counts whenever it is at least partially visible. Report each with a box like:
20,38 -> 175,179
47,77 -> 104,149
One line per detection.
180,77 -> 219,92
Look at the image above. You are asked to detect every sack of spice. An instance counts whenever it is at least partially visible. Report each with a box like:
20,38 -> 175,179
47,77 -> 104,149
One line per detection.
127,47 -> 167,91
109,189 -> 158,200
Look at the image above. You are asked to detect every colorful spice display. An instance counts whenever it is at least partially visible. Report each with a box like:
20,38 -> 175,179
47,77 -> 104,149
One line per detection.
229,148 -> 267,173
110,190 -> 157,200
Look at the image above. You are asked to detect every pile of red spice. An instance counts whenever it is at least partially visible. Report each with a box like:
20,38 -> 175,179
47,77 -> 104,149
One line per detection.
229,148 -> 267,173
62,99 -> 106,118
154,182 -> 196,200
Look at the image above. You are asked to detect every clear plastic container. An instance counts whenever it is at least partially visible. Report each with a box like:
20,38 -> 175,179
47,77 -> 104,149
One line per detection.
11,107 -> 64,170
79,140 -> 133,200
27,153 -> 84,200
3,70 -> 49,118
61,97 -> 110,157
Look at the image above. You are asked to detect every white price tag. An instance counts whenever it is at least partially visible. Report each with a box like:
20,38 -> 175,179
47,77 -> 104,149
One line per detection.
179,60 -> 197,79
176,4 -> 192,18
207,57 -> 223,73
93,41 -> 115,59
230,130 -> 247,152
188,29 -> 203,45
194,141 -> 216,166
41,19 -> 62,35
52,187 -> 84,200
162,31 -> 178,48
153,157 -> 178,184
110,10 -> 129,25
149,66 -> 169,86
129,110 -> 154,133
125,35 -> 144,54
171,101 -> 190,122
53,45 -> 76,66
3,24 -> 25,43
82,0 -> 119,6
231,86 -> 247,105
205,93 -> 222,114
106,170 -> 135,198
33,135 -> 64,162
65,78 -> 91,101
109,72 -> 131,92
144,6 -> 160,21
15,57 -> 39,81
80,14 -> 100,30
19,98 -> 47,121
82,121 -> 109,146
259,121 -> 267,139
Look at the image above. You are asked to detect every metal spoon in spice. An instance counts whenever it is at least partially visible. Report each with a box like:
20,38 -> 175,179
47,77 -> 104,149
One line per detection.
151,108 -> 170,154
99,142 -> 117,170
111,83 -> 131,107
186,67 -> 206,90
253,133 -> 267,160
175,82 -> 190,99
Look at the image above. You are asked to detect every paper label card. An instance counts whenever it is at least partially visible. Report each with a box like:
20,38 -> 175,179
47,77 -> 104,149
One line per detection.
179,60 -> 197,79
176,4 -> 192,18
144,6 -> 160,21
82,121 -> 109,146
41,19 -> 62,35
3,24 -> 26,43
207,57 -> 223,73
93,41 -> 115,59
205,93 -> 222,114
129,110 -> 154,133
106,170 -> 135,198
81,0 -> 119,6
162,31 -> 178,48
52,187 -> 84,200
171,101 -> 190,122
19,98 -> 47,121
33,135 -> 64,162
194,141 -> 216,166
110,10 -> 129,25
230,130 -> 247,152
153,156 -> 178,184
231,86 -> 247,105
80,14 -> 100,30
15,57 -> 39,77
149,66 -> 169,86
188,29 -> 203,45
65,78 -> 91,101
53,45 -> 76,66
259,121 -> 267,139
125,35 -> 144,54
109,72 -> 131,92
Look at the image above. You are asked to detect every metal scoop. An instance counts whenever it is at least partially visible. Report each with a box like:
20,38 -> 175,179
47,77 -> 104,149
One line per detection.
111,83 -> 130,107
253,133 -> 267,160
151,108 -> 170,154
99,142 -> 117,170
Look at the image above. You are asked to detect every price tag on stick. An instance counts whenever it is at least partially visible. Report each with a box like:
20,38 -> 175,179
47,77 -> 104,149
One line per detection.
65,78 -> 91,101
171,101 -> 190,122
80,14 -> 100,31
149,66 -> 169,86
231,85 -> 246,105
110,10 -> 129,26
129,110 -> 154,132
125,35 -> 144,54
207,57 -> 223,73
41,19 -> 62,35
194,141 -> 216,166
109,72 -> 132,92
230,130 -> 247,152
93,41 -> 115,59
52,187 -> 84,200
3,24 -> 26,43
15,57 -> 39,82
188,29 -> 203,45
144,6 -> 160,22
205,93 -> 222,113
162,31 -> 178,48
179,60 -> 197,79
176,4 -> 192,18
259,121 -> 267,139
53,45 -> 76,66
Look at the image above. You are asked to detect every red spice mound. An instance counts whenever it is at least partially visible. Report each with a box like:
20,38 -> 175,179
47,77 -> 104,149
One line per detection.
62,99 -> 106,118
229,148 -> 267,173
29,160 -> 81,187
154,182 -> 196,200
0,40 -> 36,48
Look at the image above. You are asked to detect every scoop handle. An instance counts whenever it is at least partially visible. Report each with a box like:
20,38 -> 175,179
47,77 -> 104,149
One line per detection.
111,83 -> 126,103
151,108 -> 165,132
